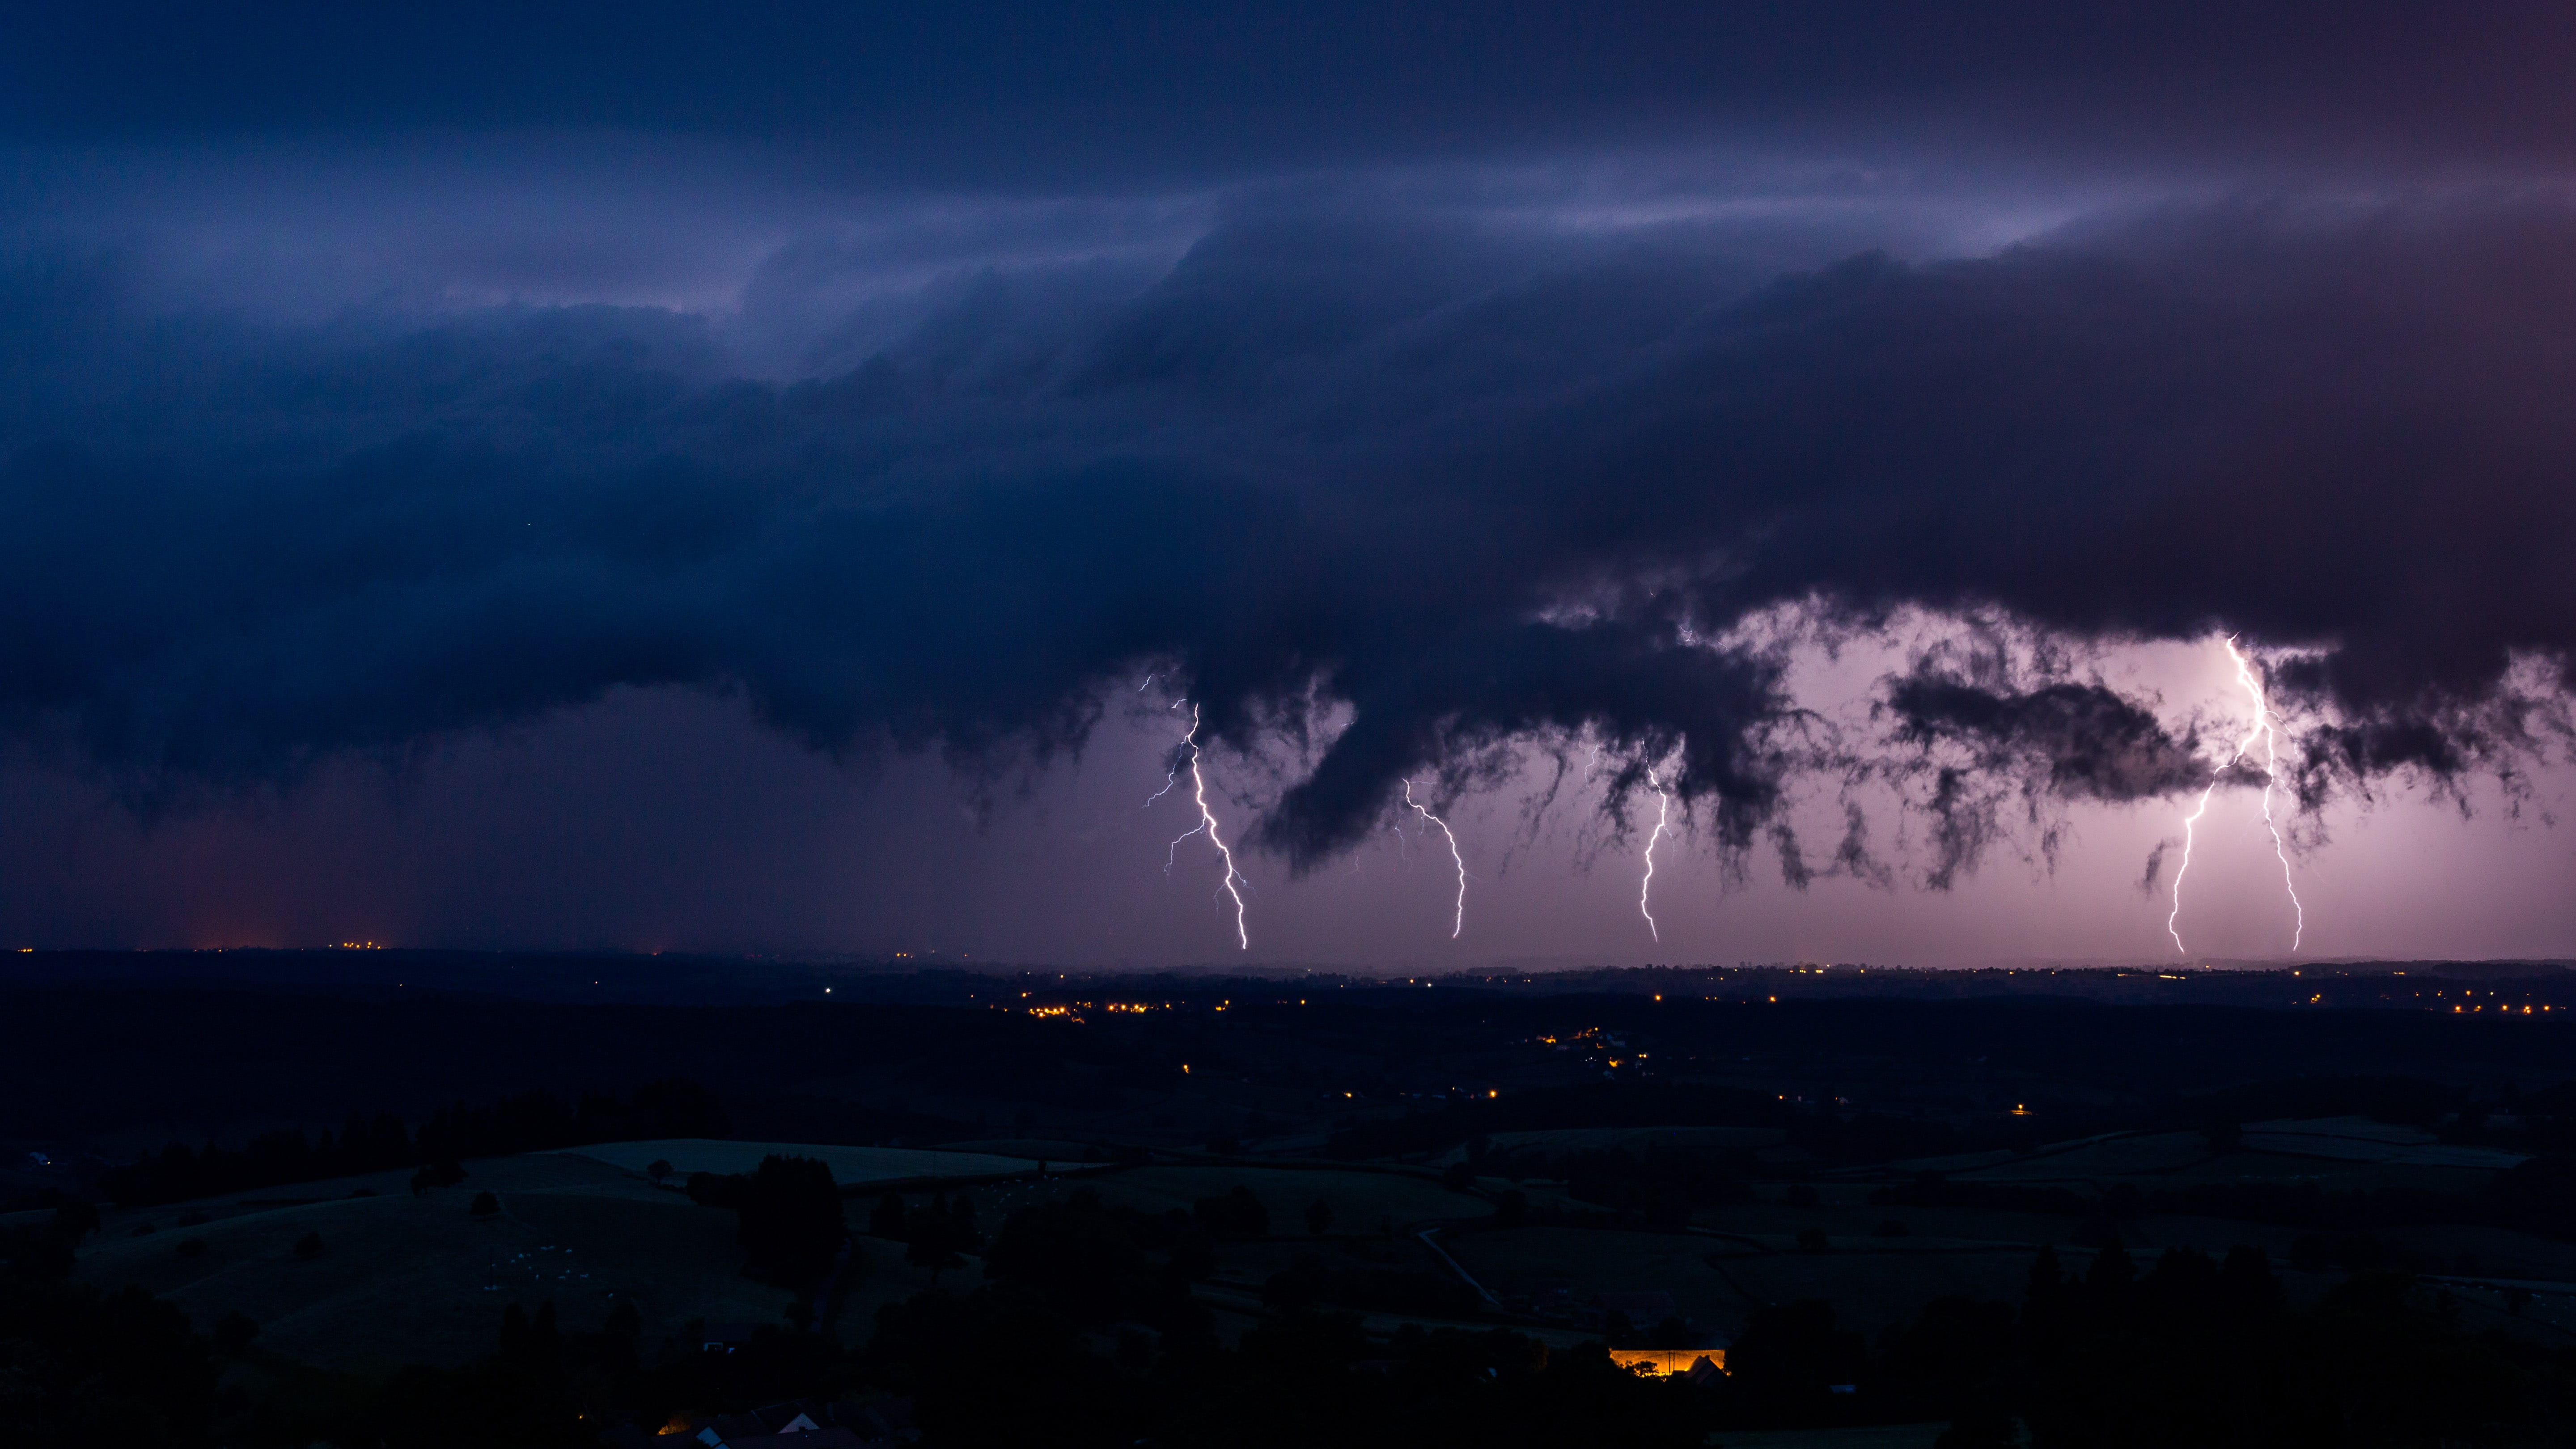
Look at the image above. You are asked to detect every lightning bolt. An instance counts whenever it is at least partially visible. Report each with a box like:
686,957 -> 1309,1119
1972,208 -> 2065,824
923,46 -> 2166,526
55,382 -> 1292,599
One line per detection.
1639,763 -> 1672,944
2235,640 -> 2306,954
1144,698 -> 1186,807
1161,704 -> 1249,949
2167,636 -> 2305,955
1402,779 -> 1466,939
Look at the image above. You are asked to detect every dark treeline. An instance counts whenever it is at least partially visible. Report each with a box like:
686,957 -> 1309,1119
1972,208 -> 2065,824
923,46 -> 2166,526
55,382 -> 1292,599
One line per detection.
867,1186 -> 1714,1449
1715,1244 -> 2576,1446
30,1184 -> 2576,1448
683,1155 -> 850,1287
1874,1152 -> 2576,1246
10,1181 -> 1711,1449
0,1198 -> 222,1447
99,1080 -> 726,1206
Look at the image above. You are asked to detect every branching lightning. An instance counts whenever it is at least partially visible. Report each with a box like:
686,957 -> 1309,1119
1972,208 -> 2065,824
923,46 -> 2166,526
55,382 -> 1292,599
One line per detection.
2167,636 -> 2305,955
1144,698 -> 1185,807
1402,779 -> 1467,939
1158,703 -> 1250,950
1639,763 -> 1672,943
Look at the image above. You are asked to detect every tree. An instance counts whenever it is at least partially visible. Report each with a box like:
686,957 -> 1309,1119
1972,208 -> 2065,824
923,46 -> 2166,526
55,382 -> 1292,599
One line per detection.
470,1191 -> 501,1217
1726,1299 -> 1866,1409
292,1230 -> 325,1259
735,1156 -> 846,1286
1263,1254 -> 1332,1312
0,1275 -> 221,1443
904,1194 -> 968,1283
212,1311 -> 261,1356
1304,1197 -> 1334,1237
1194,1186 -> 1269,1239
870,1191 -> 907,1240
1165,1226 -> 1216,1284
981,1189 -> 1159,1321
412,1160 -> 466,1196
51,1200 -> 99,1244
646,1159 -> 674,1183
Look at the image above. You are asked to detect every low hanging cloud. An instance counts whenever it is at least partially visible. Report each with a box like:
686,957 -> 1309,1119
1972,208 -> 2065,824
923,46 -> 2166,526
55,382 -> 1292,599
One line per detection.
1874,653 -> 2211,888
2,191 -> 2571,886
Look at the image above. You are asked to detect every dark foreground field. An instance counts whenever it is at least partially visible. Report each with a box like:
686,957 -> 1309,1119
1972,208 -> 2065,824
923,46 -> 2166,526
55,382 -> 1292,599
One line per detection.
10,955 -> 2576,1447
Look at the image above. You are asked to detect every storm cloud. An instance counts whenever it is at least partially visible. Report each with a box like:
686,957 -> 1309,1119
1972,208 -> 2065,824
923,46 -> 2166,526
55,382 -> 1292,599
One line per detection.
9,3 -> 2576,182
4,186 -> 2573,890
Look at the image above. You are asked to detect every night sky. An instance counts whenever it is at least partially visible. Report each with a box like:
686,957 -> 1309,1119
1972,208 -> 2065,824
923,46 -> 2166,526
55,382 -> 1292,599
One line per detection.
3,4 -> 2573,965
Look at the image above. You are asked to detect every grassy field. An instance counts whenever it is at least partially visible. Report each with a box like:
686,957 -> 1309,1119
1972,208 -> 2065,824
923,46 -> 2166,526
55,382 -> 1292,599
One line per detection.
1445,1226 -> 1746,1324
1713,1247 -> 2051,1333
940,1137 -> 1106,1161
2242,1116 -> 2530,1171
1442,1212 -> 2073,1341
1445,1126 -> 1789,1163
1698,1197 -> 2066,1245
76,1150 -> 977,1370
71,1154 -> 1496,1371
921,1163 -> 1500,1325
1708,1426 -> 1949,1449
1058,1164 -> 1492,1234
2158,1150 -> 2500,1195
1897,1124 -> 2517,1195
71,1115 -> 2553,1377
560,1138 -> 1063,1185
2385,1222 -> 2576,1280
1922,1131 -> 2215,1182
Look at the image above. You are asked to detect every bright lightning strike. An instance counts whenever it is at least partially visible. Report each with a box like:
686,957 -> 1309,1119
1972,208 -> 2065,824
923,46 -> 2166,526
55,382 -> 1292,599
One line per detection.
1161,704 -> 1250,950
2167,636 -> 2305,955
1402,779 -> 1467,939
2233,640 -> 2307,954
1639,763 -> 1672,943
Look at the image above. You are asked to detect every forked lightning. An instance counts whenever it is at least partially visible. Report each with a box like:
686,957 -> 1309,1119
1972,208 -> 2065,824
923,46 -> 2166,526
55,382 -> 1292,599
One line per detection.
1156,703 -> 1250,949
2168,637 -> 2305,955
1402,779 -> 1467,939
1639,763 -> 1672,943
